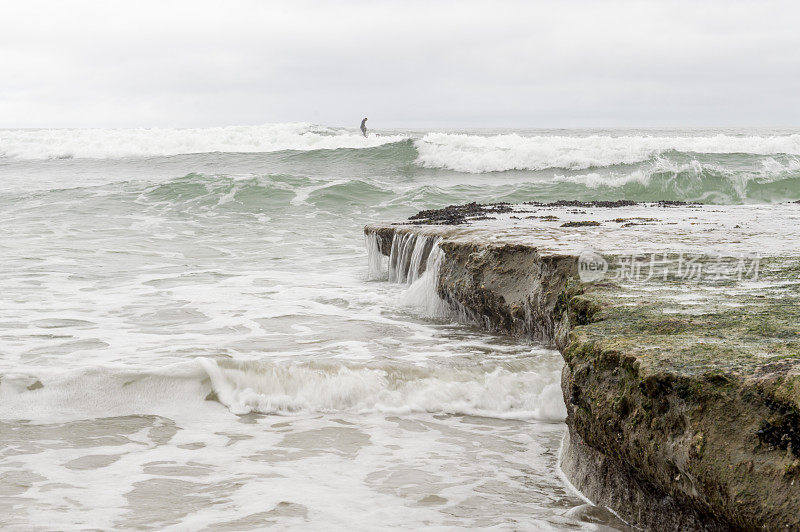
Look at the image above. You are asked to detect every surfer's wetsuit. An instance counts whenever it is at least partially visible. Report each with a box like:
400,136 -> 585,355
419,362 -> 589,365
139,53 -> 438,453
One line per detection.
360,118 -> 368,137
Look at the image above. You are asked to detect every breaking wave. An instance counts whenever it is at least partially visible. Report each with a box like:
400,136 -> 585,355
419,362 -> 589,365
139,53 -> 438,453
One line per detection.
7,167 -> 799,216
2,124 -> 800,204
0,122 -> 406,160
3,124 -> 800,174
413,132 -> 800,173
129,163 -> 800,207
199,358 -> 566,420
0,358 -> 567,422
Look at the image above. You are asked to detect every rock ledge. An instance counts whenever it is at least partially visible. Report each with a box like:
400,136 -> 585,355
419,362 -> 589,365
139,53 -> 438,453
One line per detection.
366,202 -> 800,530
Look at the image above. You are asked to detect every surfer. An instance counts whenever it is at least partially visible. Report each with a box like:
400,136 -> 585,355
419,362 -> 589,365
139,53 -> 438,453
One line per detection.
360,117 -> 368,137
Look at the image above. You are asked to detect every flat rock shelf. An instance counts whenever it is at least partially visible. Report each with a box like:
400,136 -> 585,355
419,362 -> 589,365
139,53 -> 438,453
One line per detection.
365,201 -> 800,531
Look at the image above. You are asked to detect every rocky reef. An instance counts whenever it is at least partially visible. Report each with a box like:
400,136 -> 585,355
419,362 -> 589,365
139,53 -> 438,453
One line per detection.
365,201 -> 800,530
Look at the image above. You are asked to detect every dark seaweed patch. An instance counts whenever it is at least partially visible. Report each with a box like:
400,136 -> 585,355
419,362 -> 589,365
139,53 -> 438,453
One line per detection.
561,220 -> 601,228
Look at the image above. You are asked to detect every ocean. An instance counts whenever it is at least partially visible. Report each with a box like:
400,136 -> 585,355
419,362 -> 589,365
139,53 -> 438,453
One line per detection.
2,124 -> 799,530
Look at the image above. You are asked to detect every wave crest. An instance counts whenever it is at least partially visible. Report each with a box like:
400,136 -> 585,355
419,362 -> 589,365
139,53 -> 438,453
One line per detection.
0,123 -> 406,160
414,132 -> 800,173
199,358 -> 566,421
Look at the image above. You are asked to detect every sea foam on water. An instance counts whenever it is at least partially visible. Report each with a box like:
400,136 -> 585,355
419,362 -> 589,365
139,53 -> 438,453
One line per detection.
2,124 -> 799,529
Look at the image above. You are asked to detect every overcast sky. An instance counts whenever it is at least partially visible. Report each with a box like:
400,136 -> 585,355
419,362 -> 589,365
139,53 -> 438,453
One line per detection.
2,0 -> 799,128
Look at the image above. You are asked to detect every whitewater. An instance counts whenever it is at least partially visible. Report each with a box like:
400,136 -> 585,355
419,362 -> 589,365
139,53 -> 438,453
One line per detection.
1,123 -> 798,530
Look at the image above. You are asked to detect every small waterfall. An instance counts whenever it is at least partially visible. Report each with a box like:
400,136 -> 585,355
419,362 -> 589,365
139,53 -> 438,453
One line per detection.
400,243 -> 449,318
388,232 -> 436,284
388,233 -> 412,283
365,233 -> 385,280
366,230 -> 449,317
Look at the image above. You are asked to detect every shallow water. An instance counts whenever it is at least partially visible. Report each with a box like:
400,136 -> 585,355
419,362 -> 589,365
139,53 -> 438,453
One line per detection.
2,124 -> 798,529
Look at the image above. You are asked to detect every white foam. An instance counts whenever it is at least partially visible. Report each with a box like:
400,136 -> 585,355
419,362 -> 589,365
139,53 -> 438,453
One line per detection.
376,231 -> 451,317
399,243 -> 450,318
551,157 -> 728,189
414,132 -> 800,173
551,155 -> 800,192
0,123 -> 406,160
0,353 -> 566,423
198,358 -> 566,421
365,233 -> 386,281
0,362 -> 214,423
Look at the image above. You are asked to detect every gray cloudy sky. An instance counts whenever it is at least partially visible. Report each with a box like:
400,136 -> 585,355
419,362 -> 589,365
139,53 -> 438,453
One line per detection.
2,0 -> 799,128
